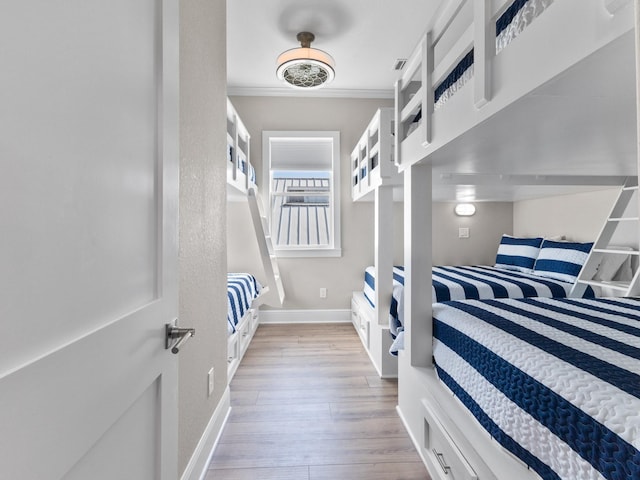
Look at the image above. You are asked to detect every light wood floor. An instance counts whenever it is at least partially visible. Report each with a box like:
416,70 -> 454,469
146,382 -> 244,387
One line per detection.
206,323 -> 430,480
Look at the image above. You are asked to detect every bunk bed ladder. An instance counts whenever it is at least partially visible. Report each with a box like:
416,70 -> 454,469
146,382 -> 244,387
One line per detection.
247,188 -> 285,306
571,177 -> 640,298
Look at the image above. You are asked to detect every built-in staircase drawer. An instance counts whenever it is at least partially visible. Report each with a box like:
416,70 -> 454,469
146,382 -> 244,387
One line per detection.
422,400 -> 478,480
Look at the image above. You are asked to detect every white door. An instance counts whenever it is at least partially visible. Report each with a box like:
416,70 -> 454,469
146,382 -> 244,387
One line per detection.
0,1 -> 179,479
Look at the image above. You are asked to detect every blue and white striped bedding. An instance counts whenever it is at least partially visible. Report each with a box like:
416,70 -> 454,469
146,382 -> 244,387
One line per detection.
433,296 -> 640,480
362,265 -> 596,355
227,273 -> 261,335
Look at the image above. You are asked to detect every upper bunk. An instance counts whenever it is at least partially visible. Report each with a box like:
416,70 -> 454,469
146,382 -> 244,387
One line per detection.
227,97 -> 257,199
395,0 -> 637,180
351,108 -> 403,202
226,98 -> 285,307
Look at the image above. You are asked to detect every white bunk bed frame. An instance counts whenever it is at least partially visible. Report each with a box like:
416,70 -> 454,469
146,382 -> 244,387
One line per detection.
226,98 -> 254,197
227,300 -> 260,381
394,1 -> 639,480
350,108 -> 402,378
226,99 -> 285,380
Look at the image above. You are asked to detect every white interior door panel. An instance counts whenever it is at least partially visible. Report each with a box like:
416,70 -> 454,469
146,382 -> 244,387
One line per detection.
0,1 -> 179,478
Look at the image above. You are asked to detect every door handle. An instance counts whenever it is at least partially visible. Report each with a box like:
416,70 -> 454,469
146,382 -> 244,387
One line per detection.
165,323 -> 195,354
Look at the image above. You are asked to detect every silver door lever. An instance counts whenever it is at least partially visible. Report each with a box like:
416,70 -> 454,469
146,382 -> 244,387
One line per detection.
165,323 -> 195,354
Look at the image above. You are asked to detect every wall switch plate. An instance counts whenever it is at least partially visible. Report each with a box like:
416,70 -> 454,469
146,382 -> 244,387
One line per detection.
320,287 -> 327,298
458,227 -> 470,238
208,367 -> 214,396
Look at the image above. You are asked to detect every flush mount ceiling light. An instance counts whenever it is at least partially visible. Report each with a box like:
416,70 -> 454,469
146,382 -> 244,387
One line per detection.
276,32 -> 335,89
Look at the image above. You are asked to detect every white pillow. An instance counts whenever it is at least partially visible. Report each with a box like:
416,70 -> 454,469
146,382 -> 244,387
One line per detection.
593,246 -> 633,281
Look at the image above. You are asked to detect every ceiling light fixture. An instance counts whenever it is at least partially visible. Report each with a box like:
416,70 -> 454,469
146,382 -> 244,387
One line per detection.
276,32 -> 335,89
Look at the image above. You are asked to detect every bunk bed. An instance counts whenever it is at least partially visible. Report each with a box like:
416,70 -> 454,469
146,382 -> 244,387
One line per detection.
349,107 -> 403,377
226,273 -> 262,379
385,235 -> 630,354
226,98 -> 285,379
393,1 -> 639,479
226,98 -> 256,198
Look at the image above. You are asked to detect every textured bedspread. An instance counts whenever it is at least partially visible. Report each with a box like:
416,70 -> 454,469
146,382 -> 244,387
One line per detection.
227,273 -> 261,334
363,265 -> 595,355
433,296 -> 640,480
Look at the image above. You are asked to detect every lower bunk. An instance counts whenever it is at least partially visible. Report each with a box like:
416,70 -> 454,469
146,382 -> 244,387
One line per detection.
353,260 -> 594,378
227,273 -> 262,380
351,290 -> 398,378
399,296 -> 640,480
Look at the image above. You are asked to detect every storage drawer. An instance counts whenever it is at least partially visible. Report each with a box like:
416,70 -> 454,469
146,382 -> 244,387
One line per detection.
423,400 -> 478,480
227,335 -> 238,364
351,294 -> 370,349
351,298 -> 360,329
249,308 -> 259,332
358,313 -> 370,349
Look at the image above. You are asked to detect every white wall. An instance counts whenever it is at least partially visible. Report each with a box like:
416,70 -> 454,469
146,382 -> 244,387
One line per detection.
514,188 -> 622,242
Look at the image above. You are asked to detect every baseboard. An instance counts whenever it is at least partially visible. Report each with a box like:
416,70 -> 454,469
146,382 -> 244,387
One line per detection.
180,386 -> 231,480
260,308 -> 350,324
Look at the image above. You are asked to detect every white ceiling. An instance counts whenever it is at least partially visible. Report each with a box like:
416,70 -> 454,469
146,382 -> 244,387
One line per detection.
227,1 -> 638,202
227,0 -> 444,97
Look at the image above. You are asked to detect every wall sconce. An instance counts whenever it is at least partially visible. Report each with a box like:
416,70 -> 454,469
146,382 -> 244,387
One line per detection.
454,203 -> 476,216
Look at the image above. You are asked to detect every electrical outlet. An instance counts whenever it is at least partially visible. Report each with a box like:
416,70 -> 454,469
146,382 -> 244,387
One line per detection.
207,367 -> 214,397
320,287 -> 327,298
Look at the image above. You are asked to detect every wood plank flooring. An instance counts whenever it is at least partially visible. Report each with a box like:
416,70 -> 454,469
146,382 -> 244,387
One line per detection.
206,323 -> 430,480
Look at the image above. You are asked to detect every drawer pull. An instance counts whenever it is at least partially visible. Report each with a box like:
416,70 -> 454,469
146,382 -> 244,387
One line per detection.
433,449 -> 451,475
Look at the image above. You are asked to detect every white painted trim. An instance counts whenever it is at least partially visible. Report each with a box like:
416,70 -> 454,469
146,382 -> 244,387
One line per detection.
262,130 -> 342,257
274,247 -> 342,258
227,86 -> 393,99
260,309 -> 350,324
180,387 -> 231,480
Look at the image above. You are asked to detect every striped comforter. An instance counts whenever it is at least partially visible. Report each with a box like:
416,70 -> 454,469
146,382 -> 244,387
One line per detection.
227,273 -> 261,335
433,297 -> 640,480
362,265 -> 595,355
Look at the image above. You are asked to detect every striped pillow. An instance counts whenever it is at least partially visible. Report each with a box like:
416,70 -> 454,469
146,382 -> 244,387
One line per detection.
495,235 -> 544,272
533,240 -> 593,283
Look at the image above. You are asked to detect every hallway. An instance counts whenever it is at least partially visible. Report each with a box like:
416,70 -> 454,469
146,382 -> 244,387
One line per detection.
206,323 -> 429,479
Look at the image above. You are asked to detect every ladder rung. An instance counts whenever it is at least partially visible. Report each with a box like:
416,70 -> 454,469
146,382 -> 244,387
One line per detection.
579,280 -> 631,291
622,185 -> 639,191
608,217 -> 639,222
592,248 -> 639,255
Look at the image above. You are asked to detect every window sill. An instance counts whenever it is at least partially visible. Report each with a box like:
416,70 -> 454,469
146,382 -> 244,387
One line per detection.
274,247 -> 342,258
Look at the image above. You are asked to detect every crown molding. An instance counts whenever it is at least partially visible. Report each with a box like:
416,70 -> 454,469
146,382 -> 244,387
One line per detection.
227,85 -> 394,99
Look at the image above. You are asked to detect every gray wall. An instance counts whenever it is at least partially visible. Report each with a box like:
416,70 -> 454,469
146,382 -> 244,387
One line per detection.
227,93 -> 514,310
432,202 -> 513,265
229,96 -> 395,310
179,0 -> 227,474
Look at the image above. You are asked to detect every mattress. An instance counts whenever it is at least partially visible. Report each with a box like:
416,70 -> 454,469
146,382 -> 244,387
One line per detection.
368,265 -> 596,355
227,273 -> 261,335
432,296 -> 640,480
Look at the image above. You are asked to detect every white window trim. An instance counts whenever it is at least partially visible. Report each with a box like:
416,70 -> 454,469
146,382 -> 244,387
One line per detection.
262,130 -> 341,258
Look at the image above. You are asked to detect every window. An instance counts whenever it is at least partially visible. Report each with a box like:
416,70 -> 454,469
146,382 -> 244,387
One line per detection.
262,131 -> 341,257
